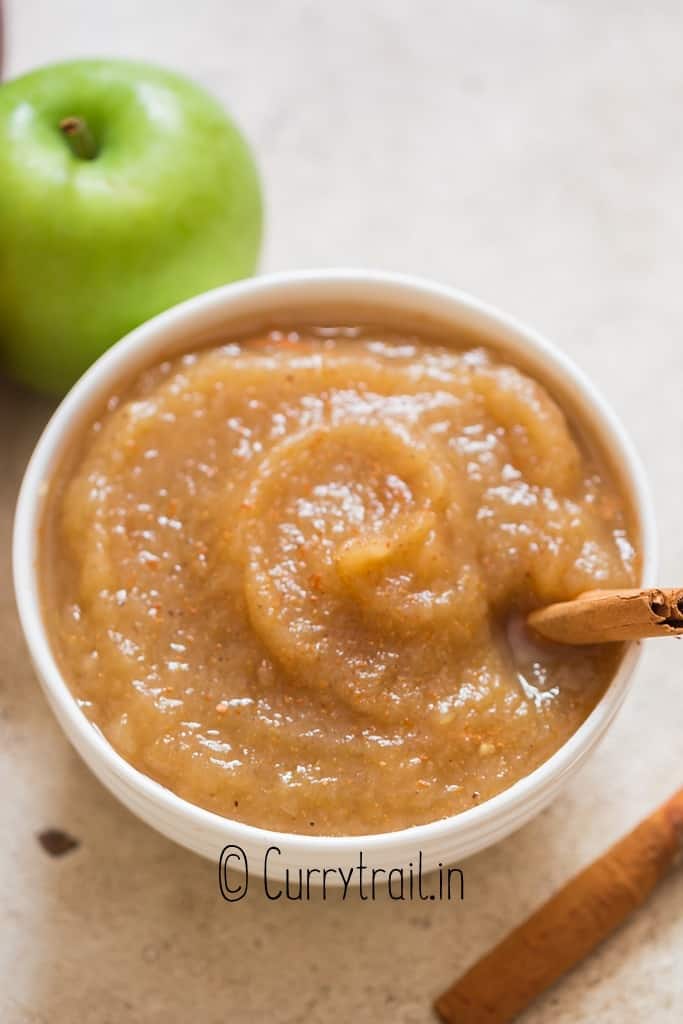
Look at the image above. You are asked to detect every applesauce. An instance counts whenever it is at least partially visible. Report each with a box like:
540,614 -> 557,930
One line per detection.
42,327 -> 638,835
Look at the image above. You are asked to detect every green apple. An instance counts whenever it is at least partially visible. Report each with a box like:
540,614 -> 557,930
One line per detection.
0,59 -> 263,393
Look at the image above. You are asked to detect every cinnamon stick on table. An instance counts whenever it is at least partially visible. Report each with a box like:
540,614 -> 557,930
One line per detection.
435,787 -> 683,1024
528,587 -> 683,644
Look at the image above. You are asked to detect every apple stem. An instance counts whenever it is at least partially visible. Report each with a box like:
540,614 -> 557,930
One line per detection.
59,116 -> 98,160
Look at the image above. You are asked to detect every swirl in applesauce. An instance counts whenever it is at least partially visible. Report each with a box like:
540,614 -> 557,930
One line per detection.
43,328 -> 638,834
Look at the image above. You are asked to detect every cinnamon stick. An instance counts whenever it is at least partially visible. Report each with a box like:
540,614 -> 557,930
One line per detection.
527,587 -> 683,644
435,787 -> 683,1024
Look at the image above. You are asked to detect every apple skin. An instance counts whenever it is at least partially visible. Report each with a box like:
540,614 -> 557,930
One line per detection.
0,59 -> 263,393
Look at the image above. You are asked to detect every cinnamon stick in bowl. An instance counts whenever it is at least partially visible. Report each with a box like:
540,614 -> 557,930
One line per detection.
528,587 -> 683,644
435,787 -> 683,1024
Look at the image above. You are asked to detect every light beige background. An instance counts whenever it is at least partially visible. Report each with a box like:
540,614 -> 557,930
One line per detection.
2,2 -> 683,1021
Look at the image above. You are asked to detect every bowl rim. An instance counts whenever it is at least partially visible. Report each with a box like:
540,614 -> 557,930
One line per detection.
12,268 -> 657,855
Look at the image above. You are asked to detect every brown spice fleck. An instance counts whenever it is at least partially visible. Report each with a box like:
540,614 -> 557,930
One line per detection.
37,828 -> 80,858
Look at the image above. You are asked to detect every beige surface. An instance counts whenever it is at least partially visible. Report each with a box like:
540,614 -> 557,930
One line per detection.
2,1 -> 683,1020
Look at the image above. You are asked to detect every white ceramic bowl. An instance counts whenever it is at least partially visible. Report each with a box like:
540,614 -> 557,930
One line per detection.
13,270 -> 655,881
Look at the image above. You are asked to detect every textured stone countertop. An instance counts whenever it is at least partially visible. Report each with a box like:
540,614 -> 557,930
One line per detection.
2,2 -> 682,1021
